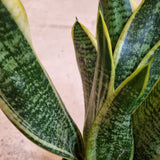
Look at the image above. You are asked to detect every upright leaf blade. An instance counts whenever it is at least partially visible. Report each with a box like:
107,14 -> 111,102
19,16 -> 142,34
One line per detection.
0,1 -> 84,159
83,11 -> 114,142
132,78 -> 160,160
99,0 -> 137,50
95,11 -> 114,111
114,0 -> 160,88
87,64 -> 150,160
72,20 -> 97,114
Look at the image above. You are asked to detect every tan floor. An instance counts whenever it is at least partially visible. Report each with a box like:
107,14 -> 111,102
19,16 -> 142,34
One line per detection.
0,0 -> 141,160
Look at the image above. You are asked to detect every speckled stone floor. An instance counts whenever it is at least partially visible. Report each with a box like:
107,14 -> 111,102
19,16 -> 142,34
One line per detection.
0,0 -> 141,159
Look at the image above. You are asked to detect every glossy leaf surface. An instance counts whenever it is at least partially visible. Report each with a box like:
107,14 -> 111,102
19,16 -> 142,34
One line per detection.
114,0 -> 160,88
87,64 -> 149,160
132,78 -> 160,160
0,1 -> 84,159
99,0 -> 137,50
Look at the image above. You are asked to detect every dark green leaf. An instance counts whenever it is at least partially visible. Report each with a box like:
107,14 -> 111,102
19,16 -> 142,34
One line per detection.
0,1 -> 84,160
83,11 -> 114,142
96,10 -> 114,111
99,0 -> 137,50
114,0 -> 160,88
132,78 -> 160,160
1,0 -> 32,45
72,20 -> 97,115
87,64 -> 150,160
133,40 -> 160,110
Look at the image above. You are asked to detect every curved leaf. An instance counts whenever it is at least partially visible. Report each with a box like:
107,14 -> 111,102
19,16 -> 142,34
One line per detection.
0,1 -> 84,159
99,0 -> 138,50
132,78 -> 160,160
86,64 -> 150,160
133,40 -> 160,110
1,0 -> 32,45
72,20 -> 97,115
114,0 -> 160,88
137,40 -> 160,69
83,11 -> 114,142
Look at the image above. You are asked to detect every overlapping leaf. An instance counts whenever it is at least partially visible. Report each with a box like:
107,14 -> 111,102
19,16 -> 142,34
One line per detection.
99,0 -> 137,51
72,21 -> 97,114
87,64 -> 150,160
114,0 -> 160,88
83,11 -> 114,142
0,1 -> 84,159
73,0 -> 140,143
133,40 -> 160,110
95,11 -> 114,112
132,78 -> 160,160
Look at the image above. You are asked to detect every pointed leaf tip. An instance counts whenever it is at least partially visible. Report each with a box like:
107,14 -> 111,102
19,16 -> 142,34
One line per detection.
76,17 -> 78,21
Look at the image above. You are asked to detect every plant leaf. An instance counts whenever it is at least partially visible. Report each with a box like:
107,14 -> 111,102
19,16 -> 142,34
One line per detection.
1,0 -> 32,45
133,40 -> 160,110
0,1 -> 84,159
72,20 -> 97,115
86,64 -> 150,160
83,11 -> 114,142
95,10 -> 114,112
99,0 -> 138,51
114,0 -> 160,88
132,78 -> 160,160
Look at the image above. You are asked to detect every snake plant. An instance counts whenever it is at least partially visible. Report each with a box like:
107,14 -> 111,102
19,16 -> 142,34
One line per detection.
0,0 -> 160,159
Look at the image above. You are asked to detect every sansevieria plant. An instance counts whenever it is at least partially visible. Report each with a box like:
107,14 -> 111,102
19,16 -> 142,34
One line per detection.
0,0 -> 160,159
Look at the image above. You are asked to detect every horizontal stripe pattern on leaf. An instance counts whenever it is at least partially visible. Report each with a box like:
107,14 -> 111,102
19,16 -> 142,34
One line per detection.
114,0 -> 160,88
0,1 -> 84,160
72,21 -> 97,113
1,0 -> 32,45
99,0 -> 136,51
133,40 -> 160,110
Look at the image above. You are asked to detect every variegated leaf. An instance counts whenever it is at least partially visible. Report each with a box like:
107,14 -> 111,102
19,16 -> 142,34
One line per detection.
72,20 -> 97,115
132,78 -> 160,160
114,0 -> 160,88
0,1 -> 84,159
87,64 -> 150,160
99,0 -> 138,50
83,11 -> 114,142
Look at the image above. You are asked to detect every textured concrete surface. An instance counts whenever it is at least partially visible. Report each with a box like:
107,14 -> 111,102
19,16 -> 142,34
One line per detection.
0,0 -> 141,160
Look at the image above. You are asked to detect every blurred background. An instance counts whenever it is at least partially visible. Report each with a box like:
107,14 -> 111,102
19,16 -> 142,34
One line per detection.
0,0 -> 141,159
